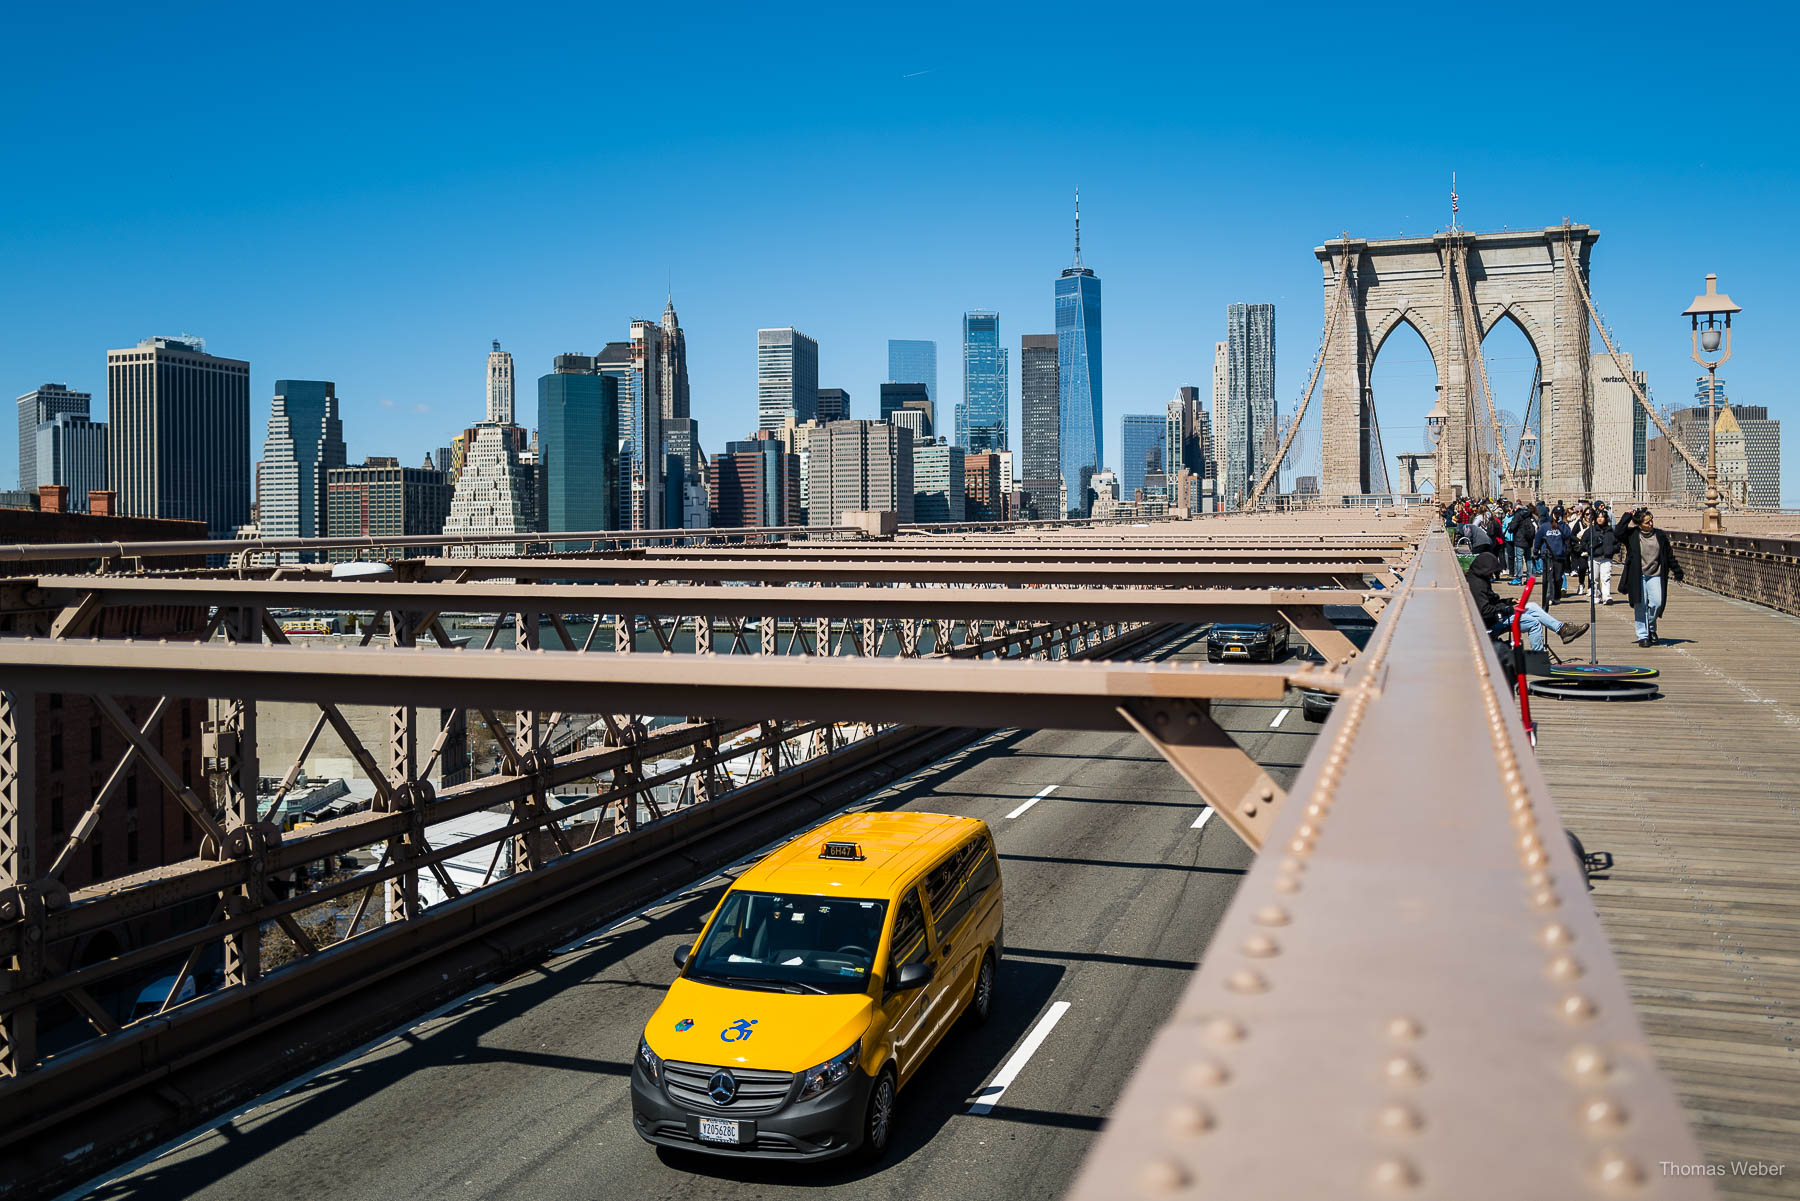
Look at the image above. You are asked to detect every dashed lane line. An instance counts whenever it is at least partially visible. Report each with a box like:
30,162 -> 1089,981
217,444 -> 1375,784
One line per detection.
1007,784 -> 1058,819
967,1001 -> 1073,1116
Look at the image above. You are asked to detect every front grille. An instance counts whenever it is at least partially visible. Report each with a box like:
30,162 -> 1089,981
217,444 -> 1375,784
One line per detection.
664,1060 -> 795,1114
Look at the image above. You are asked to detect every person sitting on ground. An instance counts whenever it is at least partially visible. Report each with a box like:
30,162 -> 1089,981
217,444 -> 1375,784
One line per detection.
1464,551 -> 1588,652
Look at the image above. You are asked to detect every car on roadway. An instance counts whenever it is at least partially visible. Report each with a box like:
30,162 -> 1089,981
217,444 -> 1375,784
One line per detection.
631,810 -> 1003,1163
1207,620 -> 1291,663
1299,620 -> 1377,722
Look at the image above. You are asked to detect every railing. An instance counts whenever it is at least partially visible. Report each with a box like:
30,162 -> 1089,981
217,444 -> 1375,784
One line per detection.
1666,530 -> 1800,617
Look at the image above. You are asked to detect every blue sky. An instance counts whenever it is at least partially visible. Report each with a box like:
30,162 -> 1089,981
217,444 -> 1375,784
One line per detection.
5,0 -> 1794,504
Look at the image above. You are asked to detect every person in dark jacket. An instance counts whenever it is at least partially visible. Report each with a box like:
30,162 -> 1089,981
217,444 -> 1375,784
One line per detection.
1465,551 -> 1586,650
1581,511 -> 1619,605
1616,509 -> 1684,646
1533,506 -> 1574,605
1509,507 -> 1538,584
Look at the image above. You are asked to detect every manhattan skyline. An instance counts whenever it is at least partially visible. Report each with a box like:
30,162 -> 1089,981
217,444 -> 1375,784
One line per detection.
5,2 -> 1794,505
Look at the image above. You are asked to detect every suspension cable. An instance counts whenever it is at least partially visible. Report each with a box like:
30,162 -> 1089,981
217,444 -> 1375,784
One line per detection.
1560,224 -> 1710,484
1452,238 -> 1516,494
1245,239 -> 1353,509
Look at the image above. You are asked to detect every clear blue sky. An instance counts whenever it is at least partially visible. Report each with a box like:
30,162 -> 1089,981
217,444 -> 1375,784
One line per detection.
6,1 -> 1794,505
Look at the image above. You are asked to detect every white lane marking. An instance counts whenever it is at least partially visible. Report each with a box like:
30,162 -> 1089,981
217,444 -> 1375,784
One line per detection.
1007,784 -> 1057,819
967,1000 -> 1072,1115
1191,807 -> 1214,830
1269,707 -> 1290,728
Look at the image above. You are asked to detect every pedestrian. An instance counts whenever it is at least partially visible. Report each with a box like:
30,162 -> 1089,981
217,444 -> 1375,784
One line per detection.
1582,510 -> 1619,605
1510,505 -> 1537,584
1533,505 -> 1574,605
1616,509 -> 1684,646
1570,508 -> 1593,594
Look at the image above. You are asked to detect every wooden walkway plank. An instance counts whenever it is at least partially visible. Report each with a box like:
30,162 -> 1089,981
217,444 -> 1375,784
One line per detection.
1526,580 -> 1800,1198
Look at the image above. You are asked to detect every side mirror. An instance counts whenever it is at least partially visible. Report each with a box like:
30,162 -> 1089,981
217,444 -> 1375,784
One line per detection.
672,943 -> 692,969
891,961 -> 934,992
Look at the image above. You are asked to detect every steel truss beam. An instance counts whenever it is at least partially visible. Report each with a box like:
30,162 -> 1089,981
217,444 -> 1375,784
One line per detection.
12,578 -> 1372,623
0,639 -> 1342,733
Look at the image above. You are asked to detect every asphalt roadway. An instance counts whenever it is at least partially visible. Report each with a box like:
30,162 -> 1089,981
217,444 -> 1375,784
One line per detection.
75,631 -> 1323,1201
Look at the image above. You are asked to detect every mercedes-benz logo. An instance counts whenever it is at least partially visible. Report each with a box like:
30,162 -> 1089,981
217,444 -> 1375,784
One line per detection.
707,1069 -> 738,1105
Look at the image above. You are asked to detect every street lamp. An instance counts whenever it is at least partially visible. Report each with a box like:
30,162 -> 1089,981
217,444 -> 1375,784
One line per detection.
1519,426 -> 1538,488
1681,273 -> 1742,533
1425,387 -> 1451,500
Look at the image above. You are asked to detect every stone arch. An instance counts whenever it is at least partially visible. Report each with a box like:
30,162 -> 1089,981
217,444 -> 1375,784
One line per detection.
1314,226 -> 1598,501
1369,306 -> 1441,367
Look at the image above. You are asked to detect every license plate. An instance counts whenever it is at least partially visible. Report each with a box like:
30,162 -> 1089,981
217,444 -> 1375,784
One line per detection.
1229,645 -> 1244,653
697,1117 -> 740,1144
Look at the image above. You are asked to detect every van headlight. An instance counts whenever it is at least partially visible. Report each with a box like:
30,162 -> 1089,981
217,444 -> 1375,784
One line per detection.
798,1039 -> 860,1099
637,1035 -> 662,1081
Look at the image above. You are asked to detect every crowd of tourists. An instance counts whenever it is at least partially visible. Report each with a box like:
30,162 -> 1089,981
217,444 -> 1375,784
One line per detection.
1443,496 -> 1686,651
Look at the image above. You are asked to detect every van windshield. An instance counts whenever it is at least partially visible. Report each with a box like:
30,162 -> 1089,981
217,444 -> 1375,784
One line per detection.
686,891 -> 888,995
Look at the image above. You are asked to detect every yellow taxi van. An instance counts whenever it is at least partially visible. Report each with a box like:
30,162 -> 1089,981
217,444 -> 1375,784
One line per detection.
631,810 -> 1003,1162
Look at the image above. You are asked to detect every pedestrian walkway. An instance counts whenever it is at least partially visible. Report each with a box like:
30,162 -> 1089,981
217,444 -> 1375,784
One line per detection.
1523,582 -> 1800,1198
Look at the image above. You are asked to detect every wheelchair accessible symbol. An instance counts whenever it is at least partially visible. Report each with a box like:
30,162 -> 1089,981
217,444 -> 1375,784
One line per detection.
721,1018 -> 758,1043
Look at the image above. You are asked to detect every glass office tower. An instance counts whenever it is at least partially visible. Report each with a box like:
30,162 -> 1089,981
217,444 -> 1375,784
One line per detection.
1056,256 -> 1102,514
1120,413 -> 1165,502
959,311 -> 1008,453
539,356 -> 619,540
886,339 -> 937,406
758,328 -> 819,432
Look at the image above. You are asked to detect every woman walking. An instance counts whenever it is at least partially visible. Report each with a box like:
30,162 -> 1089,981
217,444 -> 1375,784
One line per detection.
1616,509 -> 1685,646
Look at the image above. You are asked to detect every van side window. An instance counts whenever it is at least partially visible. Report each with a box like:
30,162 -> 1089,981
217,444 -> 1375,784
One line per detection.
889,887 -> 930,978
927,835 -> 997,944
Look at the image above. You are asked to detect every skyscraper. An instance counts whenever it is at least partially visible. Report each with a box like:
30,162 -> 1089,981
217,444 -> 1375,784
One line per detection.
483,341 -> 513,424
17,383 -> 91,493
1210,341 -> 1228,496
628,319 -> 666,529
758,328 -> 819,432
809,420 -> 914,526
326,457 -> 453,562
887,340 -> 938,406
712,432 -> 800,527
35,414 -> 108,510
1056,193 -> 1102,515
660,297 -> 690,420
1120,413 -> 1166,502
1223,304 -> 1276,508
446,343 -> 534,555
1590,353 -> 1649,497
662,417 -> 708,528
913,441 -> 966,523
594,340 -> 635,525
539,355 -> 620,539
260,380 -> 347,559
959,311 -> 1008,453
880,382 -> 932,425
816,388 -> 850,424
1019,334 -> 1060,517
107,335 -> 251,538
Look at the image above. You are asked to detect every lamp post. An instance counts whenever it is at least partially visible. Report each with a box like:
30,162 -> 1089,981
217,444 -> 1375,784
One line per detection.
1681,274 -> 1742,533
1425,387 -> 1451,501
1520,426 -> 1538,499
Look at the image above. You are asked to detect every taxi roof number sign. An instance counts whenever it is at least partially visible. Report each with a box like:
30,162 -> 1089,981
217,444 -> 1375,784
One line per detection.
819,841 -> 865,861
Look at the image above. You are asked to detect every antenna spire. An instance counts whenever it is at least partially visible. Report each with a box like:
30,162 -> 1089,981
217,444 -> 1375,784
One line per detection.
1073,188 -> 1083,268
